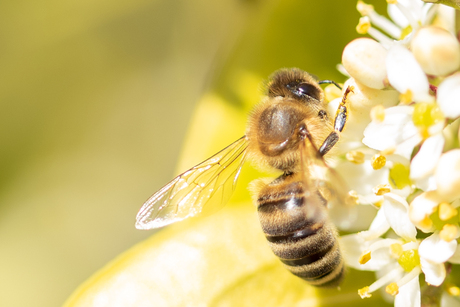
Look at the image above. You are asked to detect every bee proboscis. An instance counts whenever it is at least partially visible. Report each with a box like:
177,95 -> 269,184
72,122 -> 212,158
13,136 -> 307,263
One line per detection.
136,68 -> 352,287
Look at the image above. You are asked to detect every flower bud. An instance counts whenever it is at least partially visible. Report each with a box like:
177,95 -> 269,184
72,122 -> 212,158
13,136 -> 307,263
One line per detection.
342,38 -> 388,89
435,149 -> 460,201
411,26 -> 460,76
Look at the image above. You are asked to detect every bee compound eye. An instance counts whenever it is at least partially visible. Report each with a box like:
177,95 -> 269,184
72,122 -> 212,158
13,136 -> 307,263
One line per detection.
286,81 -> 321,101
297,83 -> 320,100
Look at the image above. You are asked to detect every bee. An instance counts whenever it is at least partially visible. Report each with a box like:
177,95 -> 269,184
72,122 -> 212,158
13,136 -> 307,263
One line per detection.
136,68 -> 352,287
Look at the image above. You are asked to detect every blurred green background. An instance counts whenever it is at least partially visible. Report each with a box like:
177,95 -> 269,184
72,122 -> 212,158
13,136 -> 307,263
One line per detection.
0,0 -> 385,306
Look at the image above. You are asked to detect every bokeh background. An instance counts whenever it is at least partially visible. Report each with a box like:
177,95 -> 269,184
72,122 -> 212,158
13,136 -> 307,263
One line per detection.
0,0 -> 386,306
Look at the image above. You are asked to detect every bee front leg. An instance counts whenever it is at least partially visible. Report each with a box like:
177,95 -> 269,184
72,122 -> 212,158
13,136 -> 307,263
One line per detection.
318,86 -> 354,156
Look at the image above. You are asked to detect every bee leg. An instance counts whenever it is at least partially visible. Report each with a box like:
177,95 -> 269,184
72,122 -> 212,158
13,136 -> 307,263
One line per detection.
318,86 -> 354,156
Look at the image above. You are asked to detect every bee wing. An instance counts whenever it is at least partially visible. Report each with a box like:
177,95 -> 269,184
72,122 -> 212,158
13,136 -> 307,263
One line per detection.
136,136 -> 248,230
299,133 -> 349,211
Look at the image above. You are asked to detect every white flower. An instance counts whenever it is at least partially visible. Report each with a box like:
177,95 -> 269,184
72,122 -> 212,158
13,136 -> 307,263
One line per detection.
341,194 -> 456,306
335,2 -> 460,305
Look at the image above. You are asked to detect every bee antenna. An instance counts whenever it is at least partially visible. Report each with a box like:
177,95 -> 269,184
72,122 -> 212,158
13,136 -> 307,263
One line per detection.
318,80 -> 342,90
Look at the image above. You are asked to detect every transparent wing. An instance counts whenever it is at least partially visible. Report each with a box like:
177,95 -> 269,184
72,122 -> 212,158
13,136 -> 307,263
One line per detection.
136,136 -> 248,230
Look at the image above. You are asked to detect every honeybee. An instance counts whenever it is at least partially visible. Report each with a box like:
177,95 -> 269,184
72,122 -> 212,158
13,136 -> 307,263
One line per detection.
136,68 -> 352,287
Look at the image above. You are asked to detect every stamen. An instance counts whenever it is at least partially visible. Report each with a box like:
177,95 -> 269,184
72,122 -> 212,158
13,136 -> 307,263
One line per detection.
419,215 -> 433,229
365,7 -> 402,39
399,89 -> 413,104
440,224 -> 458,242
397,267 -> 422,289
346,151 -> 365,164
369,238 -> 401,252
386,282 -> 399,296
394,1 -> 419,31
447,285 -> 460,296
359,251 -> 372,264
373,184 -> 391,195
367,27 -> 394,46
358,286 -> 372,298
374,199 -> 383,208
370,105 -> 385,122
439,202 -> 458,221
356,16 -> 371,34
367,266 -> 404,294
386,0 -> 397,4
371,154 -> 386,170
346,190 -> 360,206
356,1 -> 374,16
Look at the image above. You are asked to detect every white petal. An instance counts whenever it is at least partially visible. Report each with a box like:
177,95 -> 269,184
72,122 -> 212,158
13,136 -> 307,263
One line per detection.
388,0 -> 422,28
383,193 -> 417,241
334,159 -> 389,203
386,44 -> 433,103
419,232 -> 457,263
363,106 -> 423,159
340,235 -> 391,271
394,275 -> 421,307
329,202 -> 377,232
359,207 -> 391,240
410,133 -> 445,180
437,72 -> 460,119
420,258 -> 446,286
409,190 -> 442,232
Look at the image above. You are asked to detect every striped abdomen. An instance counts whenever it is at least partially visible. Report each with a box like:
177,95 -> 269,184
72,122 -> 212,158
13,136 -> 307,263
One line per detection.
257,173 -> 344,287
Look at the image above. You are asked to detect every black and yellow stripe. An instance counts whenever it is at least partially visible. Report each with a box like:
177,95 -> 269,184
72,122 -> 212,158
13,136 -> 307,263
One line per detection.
257,173 -> 344,287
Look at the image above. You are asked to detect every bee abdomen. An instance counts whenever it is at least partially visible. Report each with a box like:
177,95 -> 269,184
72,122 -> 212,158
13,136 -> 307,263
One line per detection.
257,178 -> 344,287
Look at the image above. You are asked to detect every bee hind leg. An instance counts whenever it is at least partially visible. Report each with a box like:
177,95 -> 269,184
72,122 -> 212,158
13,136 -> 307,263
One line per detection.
318,86 -> 354,156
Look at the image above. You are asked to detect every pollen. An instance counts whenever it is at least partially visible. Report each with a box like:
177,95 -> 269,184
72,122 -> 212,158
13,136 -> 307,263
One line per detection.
346,190 -> 360,206
386,282 -> 399,296
359,251 -> 372,264
440,224 -> 458,242
398,249 -> 420,272
386,0 -> 397,4
346,150 -> 365,164
373,184 -> 391,195
390,243 -> 403,258
439,202 -> 458,221
399,89 -> 413,104
374,199 -> 383,208
447,285 -> 460,296
356,16 -> 371,34
371,154 -> 386,170
358,286 -> 372,298
419,215 -> 433,229
370,105 -> 385,122
356,1 -> 374,16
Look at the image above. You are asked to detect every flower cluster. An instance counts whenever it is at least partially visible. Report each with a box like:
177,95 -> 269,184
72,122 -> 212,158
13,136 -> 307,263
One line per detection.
328,0 -> 460,306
